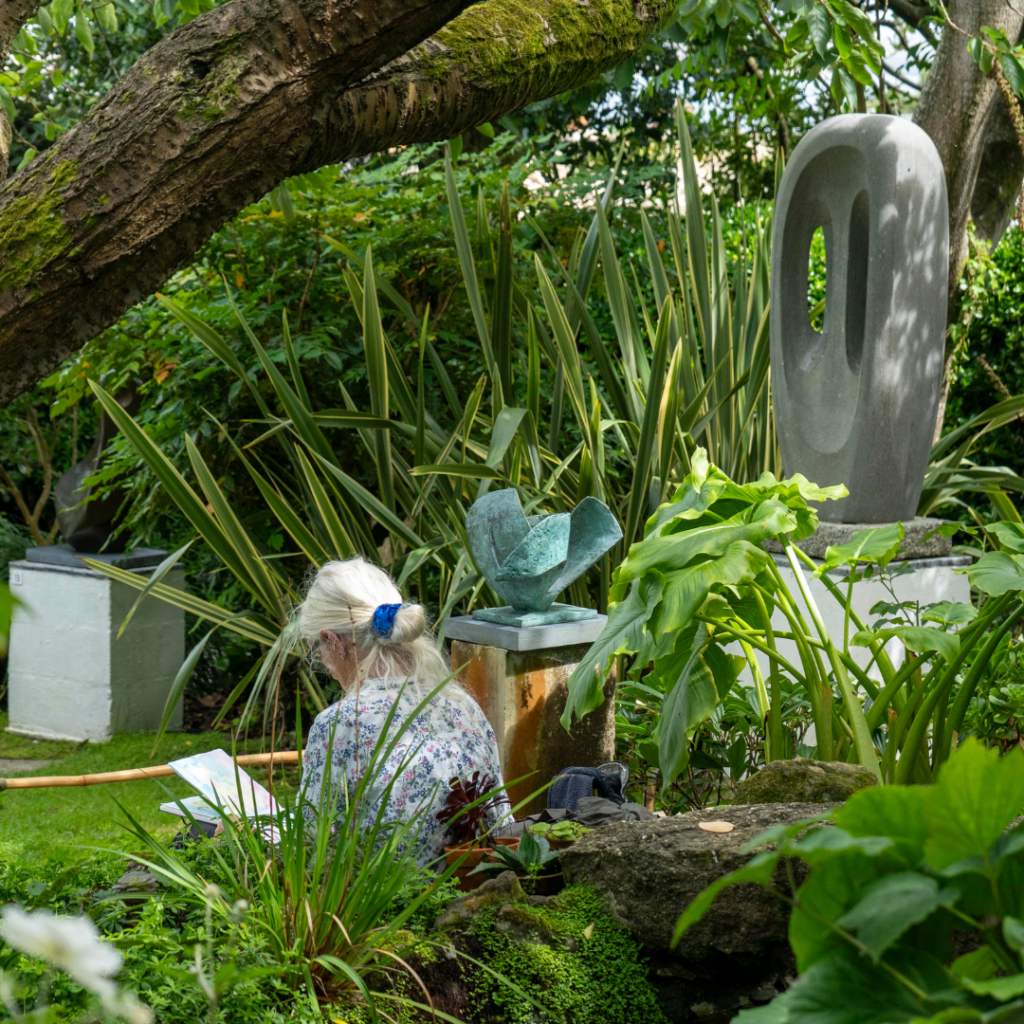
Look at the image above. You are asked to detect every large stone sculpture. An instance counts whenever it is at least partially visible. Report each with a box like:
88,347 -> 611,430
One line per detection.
465,489 -> 622,627
770,114 -> 948,523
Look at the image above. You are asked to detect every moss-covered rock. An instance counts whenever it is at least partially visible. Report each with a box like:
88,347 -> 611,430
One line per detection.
432,871 -> 668,1024
733,759 -> 877,805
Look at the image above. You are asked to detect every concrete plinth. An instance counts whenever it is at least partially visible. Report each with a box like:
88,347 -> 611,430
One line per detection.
7,558 -> 186,742
739,554 -> 972,688
448,617 -> 615,816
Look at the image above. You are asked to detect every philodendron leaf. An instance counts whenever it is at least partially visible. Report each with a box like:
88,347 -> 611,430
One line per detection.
837,872 -> 960,961
652,539 -> 771,638
561,577 -> 664,730
654,624 -> 717,790
816,523 -> 904,575
722,472 -> 847,541
989,521 -> 1024,553
619,500 -> 794,583
850,626 -> 959,662
965,551 -> 1024,595
925,738 -> 1024,871
921,602 -> 977,626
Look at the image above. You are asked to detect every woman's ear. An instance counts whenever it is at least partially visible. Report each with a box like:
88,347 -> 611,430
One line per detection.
320,629 -> 350,659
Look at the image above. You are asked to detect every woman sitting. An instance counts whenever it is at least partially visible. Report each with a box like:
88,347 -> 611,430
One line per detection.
297,557 -> 509,867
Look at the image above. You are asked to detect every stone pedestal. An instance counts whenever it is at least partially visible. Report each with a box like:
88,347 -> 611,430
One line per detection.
6,557 -> 186,742
738,553 -> 972,689
446,615 -> 615,817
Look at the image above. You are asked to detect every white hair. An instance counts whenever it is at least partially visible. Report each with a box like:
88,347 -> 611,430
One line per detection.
297,557 -> 463,705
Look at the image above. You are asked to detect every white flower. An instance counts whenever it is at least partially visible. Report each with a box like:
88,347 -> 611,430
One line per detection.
0,905 -> 122,992
101,990 -> 154,1024
0,905 -> 153,1024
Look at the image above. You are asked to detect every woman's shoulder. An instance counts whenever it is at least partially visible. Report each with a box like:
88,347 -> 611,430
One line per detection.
310,681 -> 398,727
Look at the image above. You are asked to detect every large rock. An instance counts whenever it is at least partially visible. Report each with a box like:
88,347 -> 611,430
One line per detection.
734,759 -> 877,805
561,802 -> 834,1023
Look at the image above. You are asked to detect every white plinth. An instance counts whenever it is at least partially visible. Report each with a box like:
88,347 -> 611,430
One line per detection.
737,555 -> 972,688
6,559 -> 186,742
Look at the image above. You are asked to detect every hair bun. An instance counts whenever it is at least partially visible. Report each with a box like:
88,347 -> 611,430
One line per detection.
387,603 -> 426,644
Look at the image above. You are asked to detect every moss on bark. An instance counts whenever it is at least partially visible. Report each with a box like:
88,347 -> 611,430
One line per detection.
420,0 -> 675,89
0,160 -> 76,291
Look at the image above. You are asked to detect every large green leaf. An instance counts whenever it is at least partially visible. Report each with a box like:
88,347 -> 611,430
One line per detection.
784,954 -> 924,1024
987,522 -> 1024,553
652,539 -> 771,638
654,624 -> 717,789
561,577 -> 664,730
965,551 -> 1024,595
788,847 -> 893,971
924,739 -> 1024,871
834,786 -> 928,868
618,500 -> 796,583
837,873 -> 959,961
850,626 -> 959,662
816,523 -> 904,574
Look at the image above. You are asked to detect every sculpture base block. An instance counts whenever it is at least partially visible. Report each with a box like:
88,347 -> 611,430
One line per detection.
6,558 -> 185,743
24,544 -> 167,570
471,603 -> 598,628
451,639 -> 615,817
764,517 -> 951,561
445,614 -> 607,652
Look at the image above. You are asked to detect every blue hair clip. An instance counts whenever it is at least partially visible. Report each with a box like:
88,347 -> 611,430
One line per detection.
372,603 -> 402,639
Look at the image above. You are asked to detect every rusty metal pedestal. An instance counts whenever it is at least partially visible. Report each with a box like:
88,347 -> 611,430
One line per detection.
445,615 -> 615,817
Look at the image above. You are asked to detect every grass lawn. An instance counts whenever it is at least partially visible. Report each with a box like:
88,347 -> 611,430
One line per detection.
0,713 -> 301,865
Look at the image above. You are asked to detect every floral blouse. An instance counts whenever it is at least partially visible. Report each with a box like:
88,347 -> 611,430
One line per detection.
300,678 -> 510,868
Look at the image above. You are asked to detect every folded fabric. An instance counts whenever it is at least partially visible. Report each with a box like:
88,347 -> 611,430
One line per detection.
547,762 -> 629,812
574,796 -> 654,826
495,796 -> 656,837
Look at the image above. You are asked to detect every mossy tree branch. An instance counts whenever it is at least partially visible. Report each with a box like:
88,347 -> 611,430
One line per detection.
0,0 -> 674,406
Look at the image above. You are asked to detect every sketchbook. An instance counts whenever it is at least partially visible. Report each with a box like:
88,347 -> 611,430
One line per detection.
161,749 -> 279,824
158,794 -> 224,825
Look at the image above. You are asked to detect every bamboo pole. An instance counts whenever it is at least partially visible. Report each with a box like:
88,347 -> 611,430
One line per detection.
0,750 -> 303,791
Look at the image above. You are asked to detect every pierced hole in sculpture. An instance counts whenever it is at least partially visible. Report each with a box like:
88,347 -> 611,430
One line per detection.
807,225 -> 827,334
844,189 -> 870,374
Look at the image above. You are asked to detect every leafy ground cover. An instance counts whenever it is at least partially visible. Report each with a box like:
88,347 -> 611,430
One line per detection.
0,713 -> 299,865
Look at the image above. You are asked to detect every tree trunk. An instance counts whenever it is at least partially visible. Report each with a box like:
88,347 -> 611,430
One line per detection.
913,0 -> 1023,443
914,0 -> 1023,317
0,0 -> 674,406
971,93 -> 1024,248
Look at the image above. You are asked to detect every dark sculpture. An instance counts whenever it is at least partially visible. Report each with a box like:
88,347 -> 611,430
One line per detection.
54,377 -> 141,553
770,114 -> 948,523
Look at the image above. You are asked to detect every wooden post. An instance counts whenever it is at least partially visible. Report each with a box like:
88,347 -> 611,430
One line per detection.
447,617 -> 615,817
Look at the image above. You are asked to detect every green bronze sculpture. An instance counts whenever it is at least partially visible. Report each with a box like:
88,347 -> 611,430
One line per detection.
465,489 -> 622,627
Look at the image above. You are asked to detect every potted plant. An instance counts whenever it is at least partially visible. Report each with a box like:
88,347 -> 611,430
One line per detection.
526,819 -> 591,851
468,829 -> 563,895
436,772 -> 517,891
